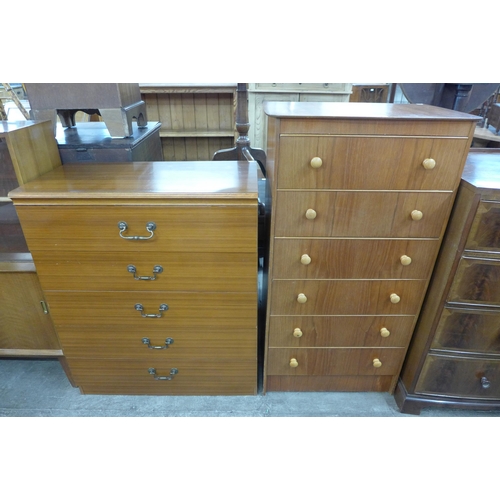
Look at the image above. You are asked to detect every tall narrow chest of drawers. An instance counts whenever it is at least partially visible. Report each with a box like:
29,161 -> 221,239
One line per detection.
9,161 -> 259,395
262,102 -> 477,393
396,150 -> 500,413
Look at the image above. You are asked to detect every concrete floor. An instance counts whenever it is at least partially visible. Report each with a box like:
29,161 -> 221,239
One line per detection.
2,358 -> 500,417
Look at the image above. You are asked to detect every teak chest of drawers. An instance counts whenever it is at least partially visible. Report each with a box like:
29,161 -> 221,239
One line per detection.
9,161 -> 259,395
262,102 -> 477,393
396,149 -> 500,413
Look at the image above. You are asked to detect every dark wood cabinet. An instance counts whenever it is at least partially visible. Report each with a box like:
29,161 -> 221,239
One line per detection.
396,149 -> 500,413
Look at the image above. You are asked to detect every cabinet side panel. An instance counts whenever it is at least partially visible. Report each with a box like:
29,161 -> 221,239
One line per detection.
400,185 -> 480,389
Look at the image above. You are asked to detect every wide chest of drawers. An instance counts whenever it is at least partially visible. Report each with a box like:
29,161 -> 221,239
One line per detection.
262,102 -> 477,393
396,150 -> 500,413
9,161 -> 259,395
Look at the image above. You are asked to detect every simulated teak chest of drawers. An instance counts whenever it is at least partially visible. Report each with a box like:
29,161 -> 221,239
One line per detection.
262,102 -> 478,393
9,161 -> 259,395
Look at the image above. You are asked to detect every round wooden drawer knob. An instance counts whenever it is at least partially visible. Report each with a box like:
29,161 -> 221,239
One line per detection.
422,158 -> 436,170
390,293 -> 401,304
297,293 -> 308,304
300,254 -> 312,265
293,328 -> 303,338
411,210 -> 423,221
400,255 -> 412,266
305,209 -> 317,220
310,157 -> 323,169
380,327 -> 391,338
373,358 -> 382,368
290,358 -> 299,368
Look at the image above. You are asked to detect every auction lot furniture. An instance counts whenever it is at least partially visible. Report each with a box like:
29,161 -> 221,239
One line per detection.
0,121 -> 62,357
140,84 -> 237,161
56,121 -> 163,163
248,83 -> 352,151
262,102 -> 477,393
9,160 -> 259,395
395,149 -> 500,414
26,83 -> 148,137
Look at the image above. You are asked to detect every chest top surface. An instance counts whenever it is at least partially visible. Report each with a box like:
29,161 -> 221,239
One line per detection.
263,101 -> 479,121
461,150 -> 500,192
8,161 -> 259,201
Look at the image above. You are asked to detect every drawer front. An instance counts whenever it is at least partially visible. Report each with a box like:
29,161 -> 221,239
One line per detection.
415,354 -> 500,400
34,250 -> 257,292
465,201 -> 500,253
67,357 -> 257,395
272,238 -> 440,280
279,118 -> 475,139
431,307 -> 500,354
45,291 -> 256,330
266,347 -> 405,376
15,205 -> 257,254
58,327 -> 256,359
448,257 -> 500,306
278,136 -> 468,190
274,191 -> 454,238
270,279 -> 428,315
268,315 -> 416,348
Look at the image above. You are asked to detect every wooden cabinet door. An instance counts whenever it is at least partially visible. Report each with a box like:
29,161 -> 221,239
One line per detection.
0,271 -> 60,352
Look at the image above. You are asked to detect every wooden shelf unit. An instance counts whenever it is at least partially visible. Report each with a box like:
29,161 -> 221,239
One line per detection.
140,84 -> 237,161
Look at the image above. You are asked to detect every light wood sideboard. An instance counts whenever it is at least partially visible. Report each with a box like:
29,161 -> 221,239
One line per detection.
262,102 -> 478,393
248,83 -> 352,150
396,149 -> 500,413
9,160 -> 259,395
0,121 -> 62,357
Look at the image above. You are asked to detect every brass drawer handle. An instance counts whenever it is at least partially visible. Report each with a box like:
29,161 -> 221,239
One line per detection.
148,367 -> 178,380
135,303 -> 169,318
40,301 -> 49,314
118,221 -> 157,240
128,264 -> 163,280
142,337 -> 174,349
481,376 -> 491,389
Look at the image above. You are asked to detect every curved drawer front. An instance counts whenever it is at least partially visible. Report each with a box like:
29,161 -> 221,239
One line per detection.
431,307 -> 500,354
274,191 -> 453,238
278,136 -> 468,190
15,205 -> 257,254
272,238 -> 440,280
266,347 -> 406,376
45,291 -> 256,330
448,257 -> 500,306
268,315 -> 416,348
34,250 -> 257,293
67,357 -> 257,395
415,354 -> 500,400
270,279 -> 428,315
465,201 -> 500,252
